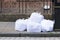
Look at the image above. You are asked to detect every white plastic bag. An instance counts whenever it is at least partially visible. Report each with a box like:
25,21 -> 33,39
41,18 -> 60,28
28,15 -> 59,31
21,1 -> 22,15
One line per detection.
27,21 -> 42,32
15,19 -> 27,31
29,12 -> 44,23
41,19 -> 54,32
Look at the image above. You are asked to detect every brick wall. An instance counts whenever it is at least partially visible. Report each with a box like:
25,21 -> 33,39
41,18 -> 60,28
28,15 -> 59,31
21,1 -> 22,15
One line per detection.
0,0 -> 53,15
0,0 -> 53,21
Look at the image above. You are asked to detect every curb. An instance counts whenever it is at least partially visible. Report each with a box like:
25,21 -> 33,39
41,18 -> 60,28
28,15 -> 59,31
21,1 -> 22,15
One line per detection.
0,32 -> 60,37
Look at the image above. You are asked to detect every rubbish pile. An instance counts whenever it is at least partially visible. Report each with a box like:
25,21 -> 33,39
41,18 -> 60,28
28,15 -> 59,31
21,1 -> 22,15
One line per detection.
15,12 -> 54,32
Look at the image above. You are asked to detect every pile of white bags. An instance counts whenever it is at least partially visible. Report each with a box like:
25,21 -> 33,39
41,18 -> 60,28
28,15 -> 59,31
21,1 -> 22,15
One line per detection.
28,12 -> 44,23
27,21 -> 42,32
41,19 -> 54,32
15,19 -> 27,31
15,12 -> 54,32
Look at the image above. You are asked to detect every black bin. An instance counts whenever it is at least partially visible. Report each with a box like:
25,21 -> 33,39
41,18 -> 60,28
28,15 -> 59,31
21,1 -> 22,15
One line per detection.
54,8 -> 60,31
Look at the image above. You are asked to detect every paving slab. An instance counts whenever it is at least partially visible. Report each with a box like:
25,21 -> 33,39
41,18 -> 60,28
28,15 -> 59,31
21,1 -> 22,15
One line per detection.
0,22 -> 16,33
0,37 -> 60,40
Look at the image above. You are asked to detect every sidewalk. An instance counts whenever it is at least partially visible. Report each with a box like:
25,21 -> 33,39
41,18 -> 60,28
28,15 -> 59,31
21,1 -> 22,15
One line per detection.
0,22 -> 60,37
0,22 -> 16,33
0,37 -> 60,40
